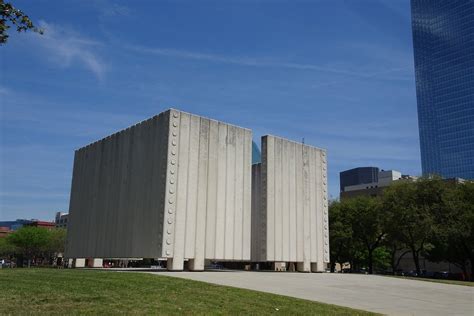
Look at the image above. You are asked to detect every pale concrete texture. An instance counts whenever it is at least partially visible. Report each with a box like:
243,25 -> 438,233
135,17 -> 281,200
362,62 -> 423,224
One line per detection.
251,136 -> 329,271
153,271 -> 474,315
164,110 -> 252,270
66,109 -> 252,270
74,258 -> 85,268
89,258 -> 103,268
67,110 -> 170,259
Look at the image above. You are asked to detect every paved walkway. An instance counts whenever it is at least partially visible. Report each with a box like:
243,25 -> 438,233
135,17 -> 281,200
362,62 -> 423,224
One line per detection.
149,271 -> 473,315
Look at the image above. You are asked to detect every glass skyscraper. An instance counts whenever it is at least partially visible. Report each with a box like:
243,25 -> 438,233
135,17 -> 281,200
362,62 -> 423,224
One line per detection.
252,141 -> 261,164
411,0 -> 474,179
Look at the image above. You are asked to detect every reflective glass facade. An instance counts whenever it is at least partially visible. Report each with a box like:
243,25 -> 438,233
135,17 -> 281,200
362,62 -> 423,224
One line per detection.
252,141 -> 261,164
411,0 -> 474,179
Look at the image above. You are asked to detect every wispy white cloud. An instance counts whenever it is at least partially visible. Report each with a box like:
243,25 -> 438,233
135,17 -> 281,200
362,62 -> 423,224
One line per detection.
2,103 -> 146,141
128,45 -> 411,80
0,86 -> 9,97
376,0 -> 412,20
101,3 -> 131,17
27,21 -> 106,80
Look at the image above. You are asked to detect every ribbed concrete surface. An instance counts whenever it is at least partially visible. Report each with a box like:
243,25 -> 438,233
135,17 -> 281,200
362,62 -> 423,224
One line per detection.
153,271 -> 474,316
165,110 -> 252,270
251,164 -> 264,262
251,136 -> 329,271
67,109 -> 253,270
67,111 -> 170,259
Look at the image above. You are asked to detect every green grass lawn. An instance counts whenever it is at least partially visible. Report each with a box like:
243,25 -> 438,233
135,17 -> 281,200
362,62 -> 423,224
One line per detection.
0,268 -> 375,315
389,275 -> 474,287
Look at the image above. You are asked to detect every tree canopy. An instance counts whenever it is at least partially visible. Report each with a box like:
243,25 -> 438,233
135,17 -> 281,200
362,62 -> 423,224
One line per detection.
2,226 -> 66,267
1,1 -> 43,44
329,178 -> 474,280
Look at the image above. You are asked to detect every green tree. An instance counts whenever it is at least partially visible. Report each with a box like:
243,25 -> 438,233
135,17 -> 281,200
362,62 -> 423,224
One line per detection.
383,231 -> 410,274
1,0 -> 43,44
46,228 -> 66,254
426,181 -> 474,280
383,178 -> 448,274
349,196 -> 386,274
0,237 -> 16,257
329,200 -> 354,272
330,197 -> 388,274
7,226 -> 50,267
371,247 -> 391,271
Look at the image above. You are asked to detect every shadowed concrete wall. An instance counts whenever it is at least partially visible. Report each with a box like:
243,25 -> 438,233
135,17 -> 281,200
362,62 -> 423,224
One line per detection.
251,135 -> 329,272
67,111 -> 169,259
66,109 -> 252,271
251,163 -> 265,262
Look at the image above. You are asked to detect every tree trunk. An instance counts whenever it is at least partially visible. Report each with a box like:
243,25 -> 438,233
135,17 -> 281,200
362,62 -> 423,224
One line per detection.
368,249 -> 374,274
390,249 -> 396,274
461,264 -> 467,281
394,250 -> 410,273
412,249 -> 421,275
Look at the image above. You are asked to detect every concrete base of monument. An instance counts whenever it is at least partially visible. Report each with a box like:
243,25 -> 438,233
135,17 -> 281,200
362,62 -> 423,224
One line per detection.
74,258 -> 86,268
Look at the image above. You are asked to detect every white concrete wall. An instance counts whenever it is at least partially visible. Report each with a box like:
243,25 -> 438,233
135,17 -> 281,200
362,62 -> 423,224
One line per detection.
66,111 -> 170,259
164,110 -> 252,270
251,135 -> 329,272
66,109 -> 252,271
378,170 -> 402,186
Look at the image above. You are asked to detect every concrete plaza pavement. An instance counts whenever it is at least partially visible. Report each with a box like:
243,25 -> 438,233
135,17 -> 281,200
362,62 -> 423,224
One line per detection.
150,271 -> 473,315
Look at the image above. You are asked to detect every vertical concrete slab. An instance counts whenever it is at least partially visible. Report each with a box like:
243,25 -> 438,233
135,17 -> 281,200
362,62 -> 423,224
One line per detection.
67,108 -> 252,270
302,145 -> 311,270
295,142 -> 304,263
184,115 -> 200,259
163,110 -> 179,261
309,147 -> 317,263
242,130 -> 252,261
233,127 -> 244,259
251,164 -> 261,261
172,112 -> 191,270
253,135 -> 328,272
274,138 -> 283,261
205,120 -> 218,259
215,123 -> 227,259
224,126 -> 236,259
67,112 -> 170,260
288,141 -> 297,262
322,149 -> 330,265
315,147 -> 323,270
264,136 -> 275,261
281,139 -> 290,261
192,118 -> 210,271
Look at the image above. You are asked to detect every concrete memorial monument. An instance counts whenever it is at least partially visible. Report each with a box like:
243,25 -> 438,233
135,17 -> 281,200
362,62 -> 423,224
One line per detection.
66,109 -> 252,270
251,136 -> 329,272
66,109 -> 328,271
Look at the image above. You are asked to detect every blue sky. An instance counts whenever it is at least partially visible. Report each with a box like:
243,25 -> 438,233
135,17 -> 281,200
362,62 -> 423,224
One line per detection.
0,0 -> 420,221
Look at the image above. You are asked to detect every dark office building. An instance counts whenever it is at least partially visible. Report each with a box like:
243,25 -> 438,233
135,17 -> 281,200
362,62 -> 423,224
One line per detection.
411,0 -> 474,180
339,167 -> 379,192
